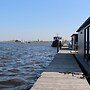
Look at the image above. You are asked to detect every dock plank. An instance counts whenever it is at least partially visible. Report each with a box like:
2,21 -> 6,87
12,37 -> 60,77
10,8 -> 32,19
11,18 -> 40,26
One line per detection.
31,72 -> 90,90
30,47 -> 90,90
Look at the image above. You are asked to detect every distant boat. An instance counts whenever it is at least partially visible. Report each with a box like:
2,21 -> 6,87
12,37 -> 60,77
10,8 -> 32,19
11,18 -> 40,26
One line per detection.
14,40 -> 21,42
27,41 -> 31,43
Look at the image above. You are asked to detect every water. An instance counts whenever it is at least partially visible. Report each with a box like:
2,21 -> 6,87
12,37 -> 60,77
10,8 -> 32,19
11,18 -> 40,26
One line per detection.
0,42 -> 56,90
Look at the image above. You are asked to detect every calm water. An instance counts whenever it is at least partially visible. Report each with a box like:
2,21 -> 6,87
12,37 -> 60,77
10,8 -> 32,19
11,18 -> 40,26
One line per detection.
0,42 -> 56,90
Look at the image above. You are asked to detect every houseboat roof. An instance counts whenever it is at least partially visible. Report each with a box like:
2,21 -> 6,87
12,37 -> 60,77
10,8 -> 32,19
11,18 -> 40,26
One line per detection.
71,34 -> 78,37
77,17 -> 90,32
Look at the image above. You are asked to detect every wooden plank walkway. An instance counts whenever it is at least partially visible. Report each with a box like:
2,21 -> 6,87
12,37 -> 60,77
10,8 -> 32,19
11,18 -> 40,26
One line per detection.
30,47 -> 90,90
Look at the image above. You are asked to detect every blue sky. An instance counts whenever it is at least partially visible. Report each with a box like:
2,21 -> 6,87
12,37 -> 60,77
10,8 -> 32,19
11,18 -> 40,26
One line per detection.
0,0 -> 90,41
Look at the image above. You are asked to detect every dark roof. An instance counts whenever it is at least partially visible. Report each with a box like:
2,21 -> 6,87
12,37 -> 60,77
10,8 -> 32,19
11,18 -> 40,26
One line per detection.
77,17 -> 90,32
71,34 -> 78,37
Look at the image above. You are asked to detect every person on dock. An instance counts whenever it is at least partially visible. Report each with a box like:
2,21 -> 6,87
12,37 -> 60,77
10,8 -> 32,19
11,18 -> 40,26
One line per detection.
59,41 -> 62,50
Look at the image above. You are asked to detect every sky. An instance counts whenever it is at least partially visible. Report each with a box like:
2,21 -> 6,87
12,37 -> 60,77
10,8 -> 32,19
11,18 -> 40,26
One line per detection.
0,0 -> 90,41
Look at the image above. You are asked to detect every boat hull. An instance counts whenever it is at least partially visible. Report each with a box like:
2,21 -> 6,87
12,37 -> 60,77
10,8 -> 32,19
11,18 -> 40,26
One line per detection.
51,40 -> 59,47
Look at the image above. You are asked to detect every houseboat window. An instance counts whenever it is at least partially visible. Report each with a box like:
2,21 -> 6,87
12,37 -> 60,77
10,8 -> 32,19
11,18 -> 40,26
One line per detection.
84,28 -> 89,59
89,27 -> 90,54
85,28 -> 87,55
85,26 -> 90,60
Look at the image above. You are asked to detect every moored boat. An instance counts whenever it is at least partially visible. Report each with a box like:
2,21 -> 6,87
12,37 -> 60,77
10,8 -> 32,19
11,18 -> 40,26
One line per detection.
51,36 -> 62,47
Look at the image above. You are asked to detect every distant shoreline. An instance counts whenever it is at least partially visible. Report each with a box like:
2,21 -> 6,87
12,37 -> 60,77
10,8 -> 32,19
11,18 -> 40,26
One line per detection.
0,40 -> 52,43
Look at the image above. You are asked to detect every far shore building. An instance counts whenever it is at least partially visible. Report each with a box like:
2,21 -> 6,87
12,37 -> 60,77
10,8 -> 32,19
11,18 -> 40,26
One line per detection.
71,34 -> 78,50
76,17 -> 90,75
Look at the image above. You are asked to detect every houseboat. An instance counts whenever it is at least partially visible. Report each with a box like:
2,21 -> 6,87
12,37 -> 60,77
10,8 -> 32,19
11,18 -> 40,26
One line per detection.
75,17 -> 90,76
71,34 -> 78,50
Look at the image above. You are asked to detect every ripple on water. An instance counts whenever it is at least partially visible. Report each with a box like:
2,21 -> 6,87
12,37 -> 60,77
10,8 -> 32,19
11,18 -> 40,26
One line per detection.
0,42 -> 56,90
8,69 -> 20,73
0,79 -> 25,86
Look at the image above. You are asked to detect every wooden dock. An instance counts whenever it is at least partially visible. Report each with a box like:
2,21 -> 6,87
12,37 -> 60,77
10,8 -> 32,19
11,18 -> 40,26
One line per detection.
30,47 -> 90,90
